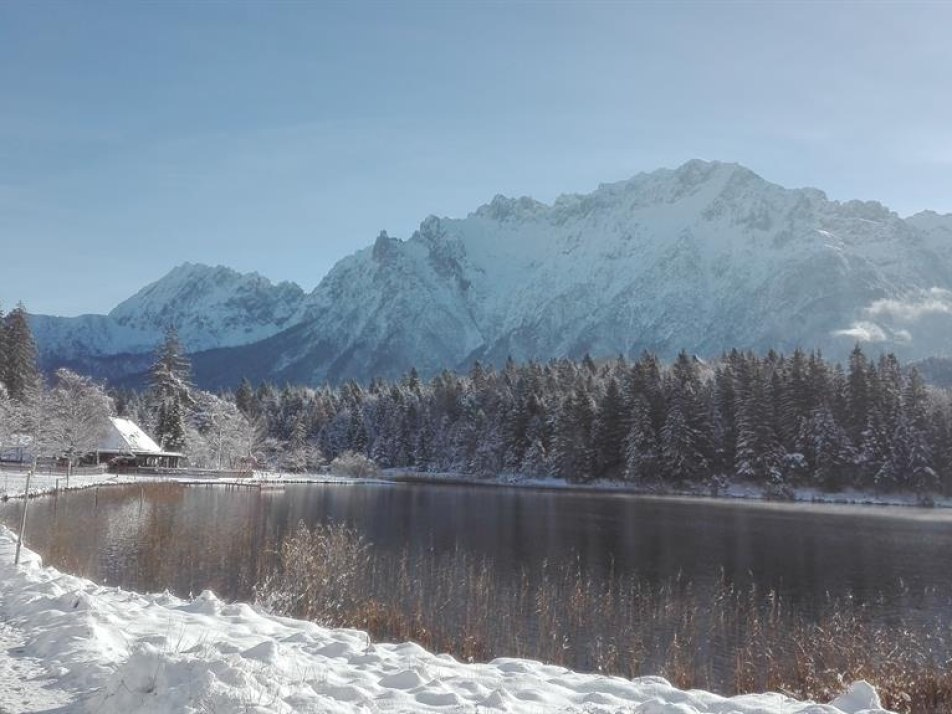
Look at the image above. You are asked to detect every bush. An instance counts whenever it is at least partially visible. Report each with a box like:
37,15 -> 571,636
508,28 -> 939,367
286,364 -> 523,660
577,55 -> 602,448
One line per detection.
329,451 -> 379,478
254,521 -> 370,624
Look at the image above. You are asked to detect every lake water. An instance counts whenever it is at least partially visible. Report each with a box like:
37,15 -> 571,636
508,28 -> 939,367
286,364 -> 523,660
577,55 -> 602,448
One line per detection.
3,481 -> 952,619
4,481 -> 952,685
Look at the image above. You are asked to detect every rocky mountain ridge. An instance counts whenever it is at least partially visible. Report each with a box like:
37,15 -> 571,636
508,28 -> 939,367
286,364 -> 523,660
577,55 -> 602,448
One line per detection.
29,160 -> 952,387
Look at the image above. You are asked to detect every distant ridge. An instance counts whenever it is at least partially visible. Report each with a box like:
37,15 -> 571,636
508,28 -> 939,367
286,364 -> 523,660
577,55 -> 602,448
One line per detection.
30,160 -> 952,388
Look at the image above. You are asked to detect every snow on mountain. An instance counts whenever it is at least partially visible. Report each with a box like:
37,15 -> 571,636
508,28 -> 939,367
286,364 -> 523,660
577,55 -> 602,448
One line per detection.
31,160 -> 952,387
107,263 -> 305,350
31,263 -> 305,365
264,160 -> 952,384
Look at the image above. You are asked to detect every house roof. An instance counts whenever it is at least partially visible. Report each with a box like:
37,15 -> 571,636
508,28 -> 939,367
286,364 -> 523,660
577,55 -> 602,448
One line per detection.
100,417 -> 166,455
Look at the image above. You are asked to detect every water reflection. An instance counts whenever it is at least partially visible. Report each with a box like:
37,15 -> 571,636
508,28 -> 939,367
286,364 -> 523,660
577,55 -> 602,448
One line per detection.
3,482 -> 952,623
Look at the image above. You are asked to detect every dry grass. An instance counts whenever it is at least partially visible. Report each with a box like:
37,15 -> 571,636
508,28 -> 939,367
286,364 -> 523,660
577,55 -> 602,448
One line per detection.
256,522 -> 952,713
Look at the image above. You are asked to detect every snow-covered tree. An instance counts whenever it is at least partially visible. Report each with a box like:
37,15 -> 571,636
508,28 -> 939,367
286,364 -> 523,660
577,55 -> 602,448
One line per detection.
149,326 -> 194,452
624,398 -> 661,483
47,369 -> 114,481
592,377 -> 626,479
734,363 -> 784,484
798,405 -> 854,490
3,304 -> 40,402
283,413 -> 322,473
189,391 -> 261,469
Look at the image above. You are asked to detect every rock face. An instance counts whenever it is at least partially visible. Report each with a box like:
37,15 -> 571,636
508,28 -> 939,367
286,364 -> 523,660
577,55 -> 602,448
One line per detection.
29,160 -> 952,387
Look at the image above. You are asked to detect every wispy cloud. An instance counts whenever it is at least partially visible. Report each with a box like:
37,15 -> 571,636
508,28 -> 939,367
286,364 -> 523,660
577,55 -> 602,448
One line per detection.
833,321 -> 889,343
865,287 -> 952,321
833,287 -> 952,346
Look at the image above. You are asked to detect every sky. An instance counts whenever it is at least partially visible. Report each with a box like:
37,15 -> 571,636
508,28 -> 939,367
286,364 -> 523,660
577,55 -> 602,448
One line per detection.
2,1 -> 952,316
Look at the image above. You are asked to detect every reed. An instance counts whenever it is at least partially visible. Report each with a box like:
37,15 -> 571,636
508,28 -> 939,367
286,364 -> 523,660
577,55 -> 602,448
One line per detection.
256,522 -> 952,714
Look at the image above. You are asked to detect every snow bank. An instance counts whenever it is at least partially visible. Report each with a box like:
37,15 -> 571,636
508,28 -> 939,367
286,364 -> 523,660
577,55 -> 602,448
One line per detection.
0,470 -> 162,501
0,527 -> 892,713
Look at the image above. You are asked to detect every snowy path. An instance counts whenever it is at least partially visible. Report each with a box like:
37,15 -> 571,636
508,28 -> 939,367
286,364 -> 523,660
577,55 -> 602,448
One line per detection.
0,526 -> 891,714
0,619 -> 72,713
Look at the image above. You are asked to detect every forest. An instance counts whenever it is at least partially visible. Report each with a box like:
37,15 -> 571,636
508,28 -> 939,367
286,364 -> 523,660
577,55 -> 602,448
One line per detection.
1,302 -> 948,495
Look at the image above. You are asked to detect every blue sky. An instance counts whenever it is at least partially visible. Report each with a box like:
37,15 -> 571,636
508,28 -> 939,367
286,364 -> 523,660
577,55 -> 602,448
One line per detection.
3,1 -> 951,316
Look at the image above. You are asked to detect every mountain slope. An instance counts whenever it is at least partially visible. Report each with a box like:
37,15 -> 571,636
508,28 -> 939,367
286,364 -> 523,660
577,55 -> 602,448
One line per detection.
228,160 -> 951,385
31,264 -> 306,375
31,161 -> 952,387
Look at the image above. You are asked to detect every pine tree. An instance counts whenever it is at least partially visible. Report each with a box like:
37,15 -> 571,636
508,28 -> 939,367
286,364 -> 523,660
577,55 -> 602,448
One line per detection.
150,326 -> 193,452
799,405 -> 854,490
661,393 -> 707,482
846,344 -> 870,444
3,303 -> 41,402
235,378 -> 256,417
624,398 -> 661,482
735,361 -> 784,484
779,349 -> 811,451
552,390 -> 595,482
592,377 -> 626,478
284,413 -> 313,472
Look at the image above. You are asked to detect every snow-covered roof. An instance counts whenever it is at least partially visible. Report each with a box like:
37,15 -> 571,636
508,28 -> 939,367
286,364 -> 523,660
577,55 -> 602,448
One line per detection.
100,417 -> 163,455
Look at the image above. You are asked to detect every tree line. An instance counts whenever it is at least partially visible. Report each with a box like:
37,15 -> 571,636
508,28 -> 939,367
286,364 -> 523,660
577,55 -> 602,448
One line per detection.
217,347 -> 945,494
172,345 -> 946,495
2,301 -> 949,494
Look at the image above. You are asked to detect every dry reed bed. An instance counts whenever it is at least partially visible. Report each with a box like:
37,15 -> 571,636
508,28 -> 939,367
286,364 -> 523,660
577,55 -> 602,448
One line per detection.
255,522 -> 952,714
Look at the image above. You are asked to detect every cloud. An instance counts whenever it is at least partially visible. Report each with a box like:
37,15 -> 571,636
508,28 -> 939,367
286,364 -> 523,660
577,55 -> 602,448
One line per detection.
833,321 -> 889,343
832,287 -> 952,347
865,287 -> 952,321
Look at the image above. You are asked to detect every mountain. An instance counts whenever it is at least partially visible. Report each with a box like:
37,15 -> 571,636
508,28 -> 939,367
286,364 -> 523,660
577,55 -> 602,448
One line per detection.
30,160 -> 952,387
31,263 -> 305,381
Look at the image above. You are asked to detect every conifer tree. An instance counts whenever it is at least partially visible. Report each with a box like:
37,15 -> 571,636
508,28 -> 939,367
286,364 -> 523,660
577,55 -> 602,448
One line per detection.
624,397 -> 661,482
661,392 -> 707,482
846,345 -> 870,444
799,405 -> 854,489
235,378 -> 256,417
735,362 -> 784,483
3,303 -> 41,402
150,326 -> 193,452
592,377 -> 626,478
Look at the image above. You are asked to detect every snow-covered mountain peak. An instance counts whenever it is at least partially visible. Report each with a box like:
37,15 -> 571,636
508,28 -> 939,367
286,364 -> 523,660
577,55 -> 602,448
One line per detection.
472,194 -> 548,223
105,262 -> 305,351
908,209 -> 952,231
30,263 -> 308,369
109,262 -> 302,320
31,160 -> 952,387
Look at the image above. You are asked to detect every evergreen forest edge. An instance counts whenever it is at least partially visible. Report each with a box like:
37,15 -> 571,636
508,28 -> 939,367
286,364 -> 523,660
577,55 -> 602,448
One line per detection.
1,302 -> 950,498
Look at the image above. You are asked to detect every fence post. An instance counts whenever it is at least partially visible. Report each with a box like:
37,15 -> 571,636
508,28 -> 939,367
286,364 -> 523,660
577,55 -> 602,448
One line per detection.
14,466 -> 33,565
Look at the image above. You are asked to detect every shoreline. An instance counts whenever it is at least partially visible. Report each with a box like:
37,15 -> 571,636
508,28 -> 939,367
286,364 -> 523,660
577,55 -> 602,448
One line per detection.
383,469 -> 952,510
0,525 -> 890,713
2,465 -> 947,514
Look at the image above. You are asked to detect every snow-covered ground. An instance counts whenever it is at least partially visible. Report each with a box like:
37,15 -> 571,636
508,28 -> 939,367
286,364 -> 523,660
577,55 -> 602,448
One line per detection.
387,470 -> 952,509
0,525 -> 892,713
0,468 -> 389,502
0,470 -> 166,501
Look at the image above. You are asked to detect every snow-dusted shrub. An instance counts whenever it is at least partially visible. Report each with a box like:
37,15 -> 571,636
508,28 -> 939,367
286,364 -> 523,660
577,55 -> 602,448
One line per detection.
255,521 -> 371,625
330,450 -> 379,478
